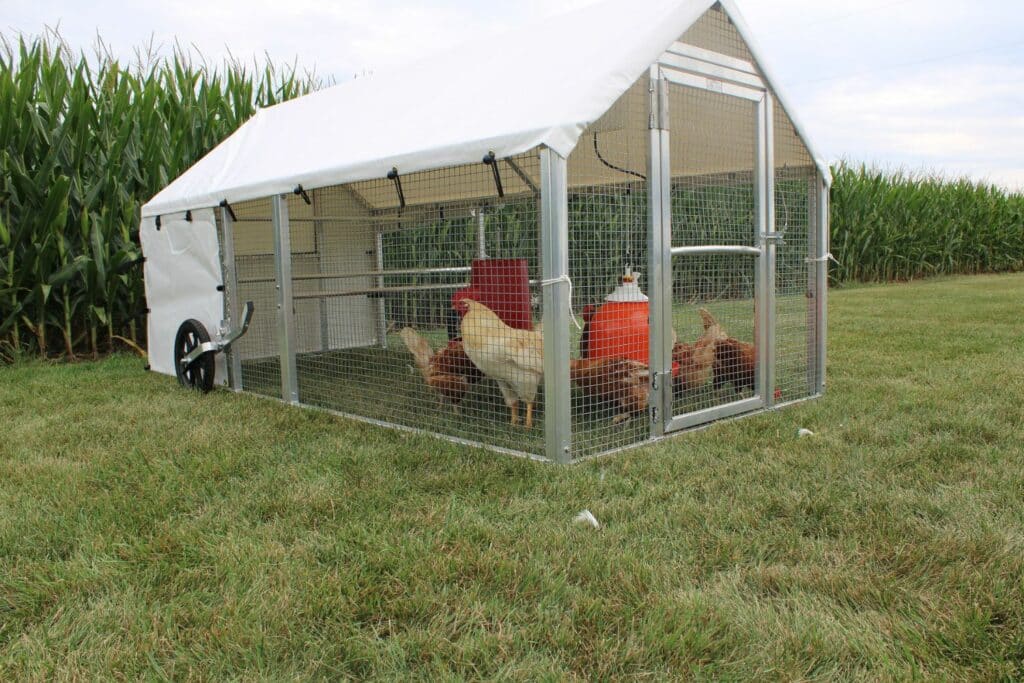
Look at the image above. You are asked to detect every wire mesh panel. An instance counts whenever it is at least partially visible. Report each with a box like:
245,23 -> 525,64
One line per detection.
565,77 -> 653,459
679,4 -> 756,63
773,106 -> 819,404
223,198 -> 284,398
283,154 -> 546,457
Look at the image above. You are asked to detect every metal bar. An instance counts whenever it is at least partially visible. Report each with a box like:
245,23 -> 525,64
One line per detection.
178,302 -> 255,368
475,209 -> 487,259
763,93 -> 777,409
665,396 -> 763,432
272,194 -> 299,404
660,68 -> 764,102
671,245 -> 761,257
647,65 -> 673,438
667,41 -> 758,75
754,94 -> 771,408
540,146 -> 571,464
374,230 -> 387,347
816,174 -> 830,394
658,52 -> 766,90
293,281 -> 470,300
806,176 -> 818,395
313,188 -> 329,352
219,205 -> 243,391
237,265 -> 472,285
505,157 -> 539,194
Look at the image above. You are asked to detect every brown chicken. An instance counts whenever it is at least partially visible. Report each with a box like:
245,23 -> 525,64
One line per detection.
693,309 -> 757,393
570,357 -> 650,425
672,308 -> 726,392
713,336 -> 756,394
400,328 -> 483,413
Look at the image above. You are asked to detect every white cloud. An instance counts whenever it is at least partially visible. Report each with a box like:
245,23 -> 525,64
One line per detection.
800,62 -> 1024,189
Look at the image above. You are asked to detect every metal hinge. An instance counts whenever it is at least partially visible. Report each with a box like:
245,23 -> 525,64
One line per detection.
650,405 -> 659,423
649,74 -> 668,130
761,232 -> 786,246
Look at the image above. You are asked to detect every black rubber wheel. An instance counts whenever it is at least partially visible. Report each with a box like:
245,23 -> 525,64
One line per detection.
174,319 -> 216,392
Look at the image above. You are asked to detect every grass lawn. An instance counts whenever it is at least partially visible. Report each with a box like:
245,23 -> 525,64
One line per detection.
1,273 -> 1023,679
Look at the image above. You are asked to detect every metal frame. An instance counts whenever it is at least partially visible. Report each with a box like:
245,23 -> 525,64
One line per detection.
219,205 -> 243,390
374,230 -> 387,347
816,173 -> 829,394
759,92 -> 777,410
540,146 -> 571,464
272,194 -> 299,404
647,65 -> 673,439
652,50 -> 777,436
671,245 -> 761,257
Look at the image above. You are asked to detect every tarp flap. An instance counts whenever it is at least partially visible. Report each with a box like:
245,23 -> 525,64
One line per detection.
142,0 -> 830,218
141,209 -> 228,383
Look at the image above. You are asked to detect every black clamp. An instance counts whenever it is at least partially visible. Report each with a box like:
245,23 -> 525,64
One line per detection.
219,199 -> 237,221
185,209 -> 193,222
114,255 -> 146,275
293,184 -> 312,205
387,167 -> 406,209
482,151 -> 504,198
155,215 -> 162,230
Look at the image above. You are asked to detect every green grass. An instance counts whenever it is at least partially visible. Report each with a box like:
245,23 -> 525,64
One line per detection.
2,273 -> 1023,679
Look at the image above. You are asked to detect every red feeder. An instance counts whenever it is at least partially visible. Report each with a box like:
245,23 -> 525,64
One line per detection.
452,258 -> 533,331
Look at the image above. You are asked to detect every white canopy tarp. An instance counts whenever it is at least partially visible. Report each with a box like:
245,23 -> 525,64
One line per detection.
142,0 -> 829,218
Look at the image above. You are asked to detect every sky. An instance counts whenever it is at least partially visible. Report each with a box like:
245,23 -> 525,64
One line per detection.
4,0 -> 1023,190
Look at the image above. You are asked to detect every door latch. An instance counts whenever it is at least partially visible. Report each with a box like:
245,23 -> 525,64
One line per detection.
760,232 -> 786,246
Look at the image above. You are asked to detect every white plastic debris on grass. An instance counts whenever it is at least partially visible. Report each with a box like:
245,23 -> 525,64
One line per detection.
574,510 -> 600,529
798,428 -> 815,437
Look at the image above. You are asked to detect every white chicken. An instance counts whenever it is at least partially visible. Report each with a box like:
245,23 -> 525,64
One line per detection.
454,297 -> 544,428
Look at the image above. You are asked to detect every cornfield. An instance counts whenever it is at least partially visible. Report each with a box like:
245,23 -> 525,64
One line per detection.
830,163 -> 1024,283
0,33 -> 315,359
2,34 -> 1022,361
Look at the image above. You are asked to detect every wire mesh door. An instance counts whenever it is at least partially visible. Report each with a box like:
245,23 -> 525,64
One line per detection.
651,72 -> 772,434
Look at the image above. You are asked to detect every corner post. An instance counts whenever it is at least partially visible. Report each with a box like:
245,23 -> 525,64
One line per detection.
647,64 -> 672,438
758,92 -> 777,408
272,194 -> 299,404
220,205 -> 243,391
815,174 -> 829,394
540,146 -> 571,464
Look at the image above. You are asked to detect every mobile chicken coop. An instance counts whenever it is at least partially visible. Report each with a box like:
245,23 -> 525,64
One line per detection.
140,0 -> 830,463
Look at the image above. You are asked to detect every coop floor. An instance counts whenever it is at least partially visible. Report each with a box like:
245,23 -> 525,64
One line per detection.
237,296 -> 815,459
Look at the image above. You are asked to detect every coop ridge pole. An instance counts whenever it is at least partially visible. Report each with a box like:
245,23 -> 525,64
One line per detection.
540,146 -> 571,464
220,205 -> 243,391
816,174 -> 829,394
647,64 -> 672,439
272,194 -> 300,404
